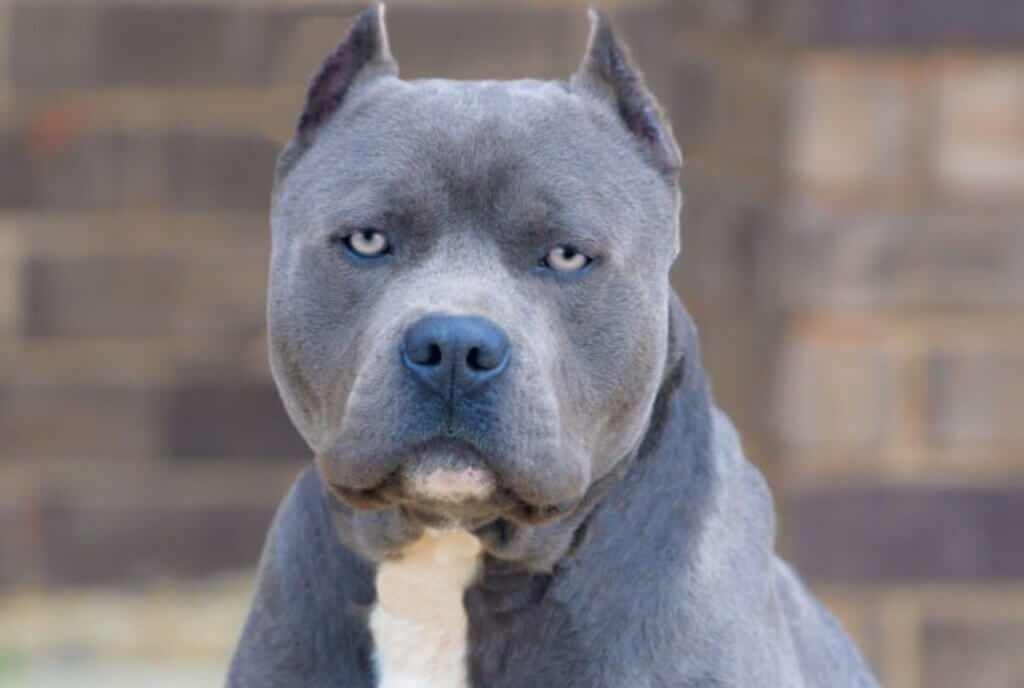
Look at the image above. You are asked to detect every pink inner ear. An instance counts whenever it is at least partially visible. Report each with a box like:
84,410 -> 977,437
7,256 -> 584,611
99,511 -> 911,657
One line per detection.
293,7 -> 390,147
297,52 -> 358,142
631,104 -> 660,144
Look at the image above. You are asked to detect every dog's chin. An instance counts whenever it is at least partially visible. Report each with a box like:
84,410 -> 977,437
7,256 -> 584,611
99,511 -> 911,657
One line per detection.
322,438 -> 582,529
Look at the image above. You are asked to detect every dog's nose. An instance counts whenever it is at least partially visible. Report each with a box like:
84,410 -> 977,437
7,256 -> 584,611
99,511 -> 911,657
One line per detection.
402,314 -> 510,395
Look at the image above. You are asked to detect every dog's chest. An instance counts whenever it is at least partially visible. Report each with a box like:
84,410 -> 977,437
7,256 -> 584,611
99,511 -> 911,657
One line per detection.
370,530 -> 482,688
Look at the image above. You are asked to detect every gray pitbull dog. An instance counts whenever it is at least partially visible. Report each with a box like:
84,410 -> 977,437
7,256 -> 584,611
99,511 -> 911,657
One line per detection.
228,5 -> 879,687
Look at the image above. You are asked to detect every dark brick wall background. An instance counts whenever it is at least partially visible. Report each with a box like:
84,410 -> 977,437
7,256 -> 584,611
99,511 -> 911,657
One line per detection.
1,1 -> 1023,685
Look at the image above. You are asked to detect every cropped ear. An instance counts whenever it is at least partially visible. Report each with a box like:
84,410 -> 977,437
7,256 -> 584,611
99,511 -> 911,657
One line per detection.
571,9 -> 681,177
296,4 -> 396,145
278,5 -> 397,180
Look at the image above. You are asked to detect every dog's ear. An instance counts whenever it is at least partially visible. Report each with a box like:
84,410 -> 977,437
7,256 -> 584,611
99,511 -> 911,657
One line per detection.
278,5 -> 397,180
296,4 -> 396,144
571,9 -> 681,177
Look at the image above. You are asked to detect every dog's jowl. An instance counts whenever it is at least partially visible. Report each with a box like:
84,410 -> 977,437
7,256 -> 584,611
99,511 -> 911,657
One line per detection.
227,5 -> 880,687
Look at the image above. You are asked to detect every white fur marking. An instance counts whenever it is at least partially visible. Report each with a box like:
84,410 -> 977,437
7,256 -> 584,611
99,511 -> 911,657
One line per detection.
370,530 -> 482,688
409,465 -> 495,502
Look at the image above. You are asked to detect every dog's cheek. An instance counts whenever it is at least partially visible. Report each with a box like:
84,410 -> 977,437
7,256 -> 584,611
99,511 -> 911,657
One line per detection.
267,243 -> 380,451
268,320 -> 322,449
559,276 -> 667,470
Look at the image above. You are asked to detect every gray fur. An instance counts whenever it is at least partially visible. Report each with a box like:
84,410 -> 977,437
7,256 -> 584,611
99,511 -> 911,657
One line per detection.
228,5 -> 878,686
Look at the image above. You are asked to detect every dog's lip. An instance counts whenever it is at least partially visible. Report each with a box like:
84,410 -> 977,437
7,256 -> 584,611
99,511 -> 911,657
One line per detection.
323,436 -> 581,525
326,477 -> 397,511
327,478 -> 579,527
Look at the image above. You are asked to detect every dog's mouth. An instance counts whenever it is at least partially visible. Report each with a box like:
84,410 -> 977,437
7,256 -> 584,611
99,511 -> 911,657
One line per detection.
324,437 -> 578,527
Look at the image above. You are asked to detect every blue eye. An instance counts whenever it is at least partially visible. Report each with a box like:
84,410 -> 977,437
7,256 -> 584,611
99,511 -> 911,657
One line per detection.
337,229 -> 390,258
542,246 -> 591,272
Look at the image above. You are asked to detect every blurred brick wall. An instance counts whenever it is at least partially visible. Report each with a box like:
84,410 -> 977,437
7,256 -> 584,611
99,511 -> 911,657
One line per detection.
775,2 -> 1024,686
1,1 -> 1023,686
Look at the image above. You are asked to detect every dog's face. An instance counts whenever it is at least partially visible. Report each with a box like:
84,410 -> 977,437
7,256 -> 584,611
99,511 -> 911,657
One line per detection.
268,7 -> 681,535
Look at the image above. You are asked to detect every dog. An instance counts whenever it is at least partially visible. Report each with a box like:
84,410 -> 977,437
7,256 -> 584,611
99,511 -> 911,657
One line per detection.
227,5 -> 879,687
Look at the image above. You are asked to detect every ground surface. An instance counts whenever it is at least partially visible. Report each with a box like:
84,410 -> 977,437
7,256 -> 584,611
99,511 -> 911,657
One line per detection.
0,572 -> 253,688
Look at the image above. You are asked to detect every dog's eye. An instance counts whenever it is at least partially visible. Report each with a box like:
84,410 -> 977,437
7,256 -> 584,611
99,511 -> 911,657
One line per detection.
542,246 -> 591,273
340,229 -> 390,258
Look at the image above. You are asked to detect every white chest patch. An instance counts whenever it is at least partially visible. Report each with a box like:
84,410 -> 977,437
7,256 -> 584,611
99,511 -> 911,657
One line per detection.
370,529 -> 482,688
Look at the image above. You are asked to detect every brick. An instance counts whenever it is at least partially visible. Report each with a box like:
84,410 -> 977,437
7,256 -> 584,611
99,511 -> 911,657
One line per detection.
790,485 -> 1024,582
935,58 -> 1024,198
14,88 -> 300,149
0,131 -> 166,210
921,618 -> 1024,688
8,4 -> 103,89
3,337 -> 271,389
675,173 -> 772,298
666,0 -> 787,32
928,350 -> 1024,450
35,500 -> 276,584
773,312 -> 1024,480
777,337 -> 893,459
668,29 -> 786,178
10,5 -> 296,88
0,226 -> 22,337
788,56 -> 916,195
9,212 -> 268,258
167,131 -> 276,210
0,129 -> 276,211
796,0 -> 1024,46
0,458 -> 299,583
25,254 -> 267,337
0,503 -> 15,584
0,4 -> 9,90
661,56 -> 713,150
0,458 -> 295,584
699,53 -> 785,173
0,387 -> 157,461
386,6 -> 578,80
769,209 -> 1024,309
160,383 -> 307,460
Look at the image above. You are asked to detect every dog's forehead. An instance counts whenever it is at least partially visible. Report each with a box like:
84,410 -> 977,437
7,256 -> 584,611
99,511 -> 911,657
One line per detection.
302,76 -> 623,187
277,75 -> 672,245
395,77 -> 579,119
345,76 -> 586,136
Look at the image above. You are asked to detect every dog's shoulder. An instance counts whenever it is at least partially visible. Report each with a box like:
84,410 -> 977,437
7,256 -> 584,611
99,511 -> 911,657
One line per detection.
706,409 -> 879,686
772,558 -> 880,687
227,466 -> 377,687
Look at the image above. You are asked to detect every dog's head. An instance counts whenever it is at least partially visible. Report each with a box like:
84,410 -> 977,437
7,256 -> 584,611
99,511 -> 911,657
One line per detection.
269,6 -> 681,535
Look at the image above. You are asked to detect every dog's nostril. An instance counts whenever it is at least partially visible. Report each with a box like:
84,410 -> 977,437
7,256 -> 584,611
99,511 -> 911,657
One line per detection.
407,341 -> 443,366
466,347 -> 483,371
467,345 -> 503,371
425,343 -> 443,366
